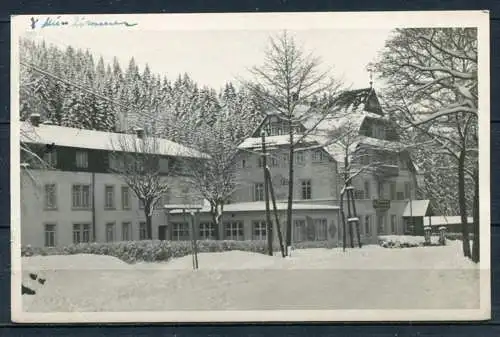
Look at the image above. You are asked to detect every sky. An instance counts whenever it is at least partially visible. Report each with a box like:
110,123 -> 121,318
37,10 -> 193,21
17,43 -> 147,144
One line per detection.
23,28 -> 393,91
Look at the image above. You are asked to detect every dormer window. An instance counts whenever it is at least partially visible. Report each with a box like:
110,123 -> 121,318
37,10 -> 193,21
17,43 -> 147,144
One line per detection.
76,150 -> 88,169
372,124 -> 386,139
312,150 -> 326,162
43,149 -> 57,168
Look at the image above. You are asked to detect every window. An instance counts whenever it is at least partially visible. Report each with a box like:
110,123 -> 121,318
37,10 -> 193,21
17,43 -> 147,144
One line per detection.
73,223 -> 91,244
139,199 -> 145,209
314,219 -> 328,241
105,223 -> 115,242
378,181 -> 385,199
364,216 -> 371,235
121,186 -> 130,209
44,223 -> 56,247
377,215 -> 385,234
224,221 -> 244,240
389,182 -> 397,200
109,153 -> 122,171
354,190 -> 365,199
172,223 -> 189,241
301,180 -> 312,200
372,124 -> 386,139
270,156 -> 279,167
254,183 -> 265,201
399,157 -> 408,170
43,150 -> 57,168
104,185 -> 115,209
364,181 -> 371,199
390,215 -> 397,234
75,150 -> 88,169
72,184 -> 90,209
360,152 -> 370,165
44,184 -> 57,209
397,191 -> 405,200
241,159 -> 246,168
270,126 -> 282,136
312,150 -> 325,162
199,223 -> 216,240
404,182 -> 412,199
252,220 -> 267,240
139,221 -> 147,240
281,153 -> 289,168
122,222 -> 131,241
294,151 -> 305,164
293,219 -> 306,242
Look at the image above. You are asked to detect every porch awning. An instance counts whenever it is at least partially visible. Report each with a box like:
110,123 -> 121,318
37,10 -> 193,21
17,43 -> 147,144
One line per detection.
402,200 -> 431,217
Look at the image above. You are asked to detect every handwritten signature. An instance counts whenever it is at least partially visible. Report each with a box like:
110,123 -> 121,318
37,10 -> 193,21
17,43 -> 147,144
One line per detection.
30,16 -> 138,29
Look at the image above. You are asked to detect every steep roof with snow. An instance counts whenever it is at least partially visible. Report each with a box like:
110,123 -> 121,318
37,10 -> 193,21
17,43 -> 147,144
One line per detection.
21,121 -> 209,159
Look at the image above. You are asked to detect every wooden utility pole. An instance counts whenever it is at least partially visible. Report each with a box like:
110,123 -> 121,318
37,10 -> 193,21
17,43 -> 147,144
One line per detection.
190,211 -> 199,270
261,130 -> 274,256
349,186 -> 362,248
345,182 -> 362,248
265,167 -> 286,257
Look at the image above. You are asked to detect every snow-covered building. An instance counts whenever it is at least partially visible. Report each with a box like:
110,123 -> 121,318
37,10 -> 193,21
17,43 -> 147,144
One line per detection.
20,114 -> 206,248
220,87 -> 431,244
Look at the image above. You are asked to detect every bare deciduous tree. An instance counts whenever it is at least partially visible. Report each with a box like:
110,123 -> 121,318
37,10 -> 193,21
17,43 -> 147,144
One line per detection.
245,31 -> 343,254
182,118 -> 241,239
109,128 -> 204,239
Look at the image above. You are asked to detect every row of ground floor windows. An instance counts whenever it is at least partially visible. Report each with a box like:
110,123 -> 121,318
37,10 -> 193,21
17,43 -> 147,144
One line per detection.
43,222 -> 149,247
42,215 -> 401,247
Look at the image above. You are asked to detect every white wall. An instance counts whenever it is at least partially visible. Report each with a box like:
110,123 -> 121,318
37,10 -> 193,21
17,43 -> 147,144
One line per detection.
20,169 -> 200,247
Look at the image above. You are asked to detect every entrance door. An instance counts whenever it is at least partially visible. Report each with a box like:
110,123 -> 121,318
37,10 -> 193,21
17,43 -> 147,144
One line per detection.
158,225 -> 168,240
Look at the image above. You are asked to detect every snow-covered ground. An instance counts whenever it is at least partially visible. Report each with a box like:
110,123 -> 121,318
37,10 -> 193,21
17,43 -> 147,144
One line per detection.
21,241 -> 480,312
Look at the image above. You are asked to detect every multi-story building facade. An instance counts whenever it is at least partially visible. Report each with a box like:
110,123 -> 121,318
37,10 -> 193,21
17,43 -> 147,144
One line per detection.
21,87 -> 432,248
167,87 -> 431,246
20,114 -> 206,248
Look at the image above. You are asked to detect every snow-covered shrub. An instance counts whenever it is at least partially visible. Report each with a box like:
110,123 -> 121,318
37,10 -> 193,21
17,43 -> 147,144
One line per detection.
293,241 -> 340,249
21,240 -> 271,263
378,235 -> 445,248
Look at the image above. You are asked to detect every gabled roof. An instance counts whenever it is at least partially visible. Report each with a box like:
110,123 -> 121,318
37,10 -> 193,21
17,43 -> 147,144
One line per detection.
21,121 -> 209,159
335,87 -> 384,116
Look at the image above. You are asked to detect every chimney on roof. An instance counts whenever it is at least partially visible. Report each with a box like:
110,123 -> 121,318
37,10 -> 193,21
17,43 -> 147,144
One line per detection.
29,113 -> 41,127
135,128 -> 145,139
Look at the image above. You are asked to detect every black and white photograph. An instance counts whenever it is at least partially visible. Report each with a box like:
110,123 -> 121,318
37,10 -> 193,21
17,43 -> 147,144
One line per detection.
10,11 -> 490,322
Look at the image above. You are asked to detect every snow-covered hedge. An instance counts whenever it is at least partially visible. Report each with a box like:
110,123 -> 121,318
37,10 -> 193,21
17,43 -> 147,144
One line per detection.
21,240 -> 271,263
21,240 -> 342,263
378,235 -> 443,248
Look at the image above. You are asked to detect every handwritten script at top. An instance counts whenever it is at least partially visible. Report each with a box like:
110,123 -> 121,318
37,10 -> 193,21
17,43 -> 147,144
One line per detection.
31,16 -> 138,29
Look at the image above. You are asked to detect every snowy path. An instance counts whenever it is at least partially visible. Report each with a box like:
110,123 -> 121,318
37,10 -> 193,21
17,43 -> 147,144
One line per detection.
21,242 -> 480,312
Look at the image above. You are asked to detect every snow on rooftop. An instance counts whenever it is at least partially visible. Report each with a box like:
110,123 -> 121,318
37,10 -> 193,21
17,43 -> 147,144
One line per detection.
423,216 -> 474,227
20,121 -> 209,159
402,200 -> 431,217
238,134 -> 318,149
169,201 -> 340,214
